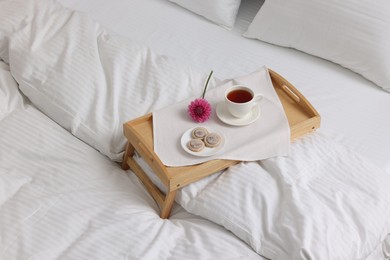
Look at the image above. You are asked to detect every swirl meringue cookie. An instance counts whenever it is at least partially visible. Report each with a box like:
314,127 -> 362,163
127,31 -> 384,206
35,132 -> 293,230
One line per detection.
204,133 -> 222,148
191,127 -> 209,139
187,139 -> 205,152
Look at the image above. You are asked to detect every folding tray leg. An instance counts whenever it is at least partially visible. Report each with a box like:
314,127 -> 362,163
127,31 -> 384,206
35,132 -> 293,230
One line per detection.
122,142 -> 134,170
124,151 -> 177,219
160,190 -> 177,219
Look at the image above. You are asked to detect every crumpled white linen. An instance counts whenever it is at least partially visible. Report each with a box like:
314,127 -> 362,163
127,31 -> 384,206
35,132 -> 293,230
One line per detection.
176,132 -> 390,259
0,105 -> 263,260
1,0 -> 390,259
0,61 -> 26,121
0,0 -> 213,161
153,66 -> 290,166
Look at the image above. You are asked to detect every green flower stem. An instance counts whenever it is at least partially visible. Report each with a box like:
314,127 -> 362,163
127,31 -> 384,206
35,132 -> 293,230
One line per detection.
202,70 -> 213,99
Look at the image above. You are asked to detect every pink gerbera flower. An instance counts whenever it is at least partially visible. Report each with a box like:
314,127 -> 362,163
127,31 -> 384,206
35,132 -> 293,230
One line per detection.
188,98 -> 212,123
188,70 -> 214,123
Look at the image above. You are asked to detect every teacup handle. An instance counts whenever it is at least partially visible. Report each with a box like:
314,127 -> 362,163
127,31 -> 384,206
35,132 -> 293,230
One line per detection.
253,93 -> 263,103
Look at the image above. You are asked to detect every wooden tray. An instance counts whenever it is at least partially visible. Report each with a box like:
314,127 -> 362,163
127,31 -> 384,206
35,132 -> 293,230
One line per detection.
122,69 -> 320,218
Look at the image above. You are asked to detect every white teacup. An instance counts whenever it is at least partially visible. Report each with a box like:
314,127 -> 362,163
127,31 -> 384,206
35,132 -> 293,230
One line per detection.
225,85 -> 263,118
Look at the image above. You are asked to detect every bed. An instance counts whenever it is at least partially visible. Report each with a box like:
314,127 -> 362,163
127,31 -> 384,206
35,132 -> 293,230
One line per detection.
1,0 -> 390,259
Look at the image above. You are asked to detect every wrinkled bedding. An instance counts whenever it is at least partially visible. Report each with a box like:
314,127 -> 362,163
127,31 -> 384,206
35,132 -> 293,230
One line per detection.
0,0 -> 215,162
177,133 -> 390,259
1,0 -> 390,259
0,61 -> 25,120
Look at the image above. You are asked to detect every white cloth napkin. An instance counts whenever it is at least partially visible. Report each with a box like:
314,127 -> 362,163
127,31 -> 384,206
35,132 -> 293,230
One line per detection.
153,66 -> 290,166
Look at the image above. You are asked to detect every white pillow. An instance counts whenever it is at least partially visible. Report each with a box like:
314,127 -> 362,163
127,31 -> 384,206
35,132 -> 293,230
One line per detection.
244,0 -> 390,92
3,0 -> 213,161
168,0 -> 242,29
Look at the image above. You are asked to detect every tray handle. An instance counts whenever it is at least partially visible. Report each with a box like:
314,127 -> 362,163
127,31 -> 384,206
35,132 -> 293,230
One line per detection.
282,84 -> 301,103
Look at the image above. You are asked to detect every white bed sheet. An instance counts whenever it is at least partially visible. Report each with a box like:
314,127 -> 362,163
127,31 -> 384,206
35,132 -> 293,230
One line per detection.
58,0 -> 390,173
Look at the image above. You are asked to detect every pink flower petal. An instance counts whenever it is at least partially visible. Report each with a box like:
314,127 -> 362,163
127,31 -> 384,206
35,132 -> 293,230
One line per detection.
188,98 -> 212,123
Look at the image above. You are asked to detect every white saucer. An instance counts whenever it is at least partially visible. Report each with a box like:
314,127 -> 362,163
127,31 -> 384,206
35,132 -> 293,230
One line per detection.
181,127 -> 225,157
216,102 -> 261,126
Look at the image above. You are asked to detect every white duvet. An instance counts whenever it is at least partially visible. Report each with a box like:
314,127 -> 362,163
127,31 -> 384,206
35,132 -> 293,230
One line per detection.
177,134 -> 390,259
0,0 -> 215,161
1,0 -> 390,259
